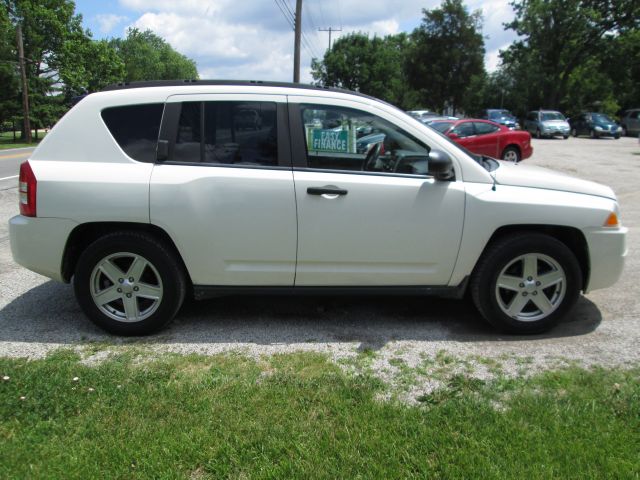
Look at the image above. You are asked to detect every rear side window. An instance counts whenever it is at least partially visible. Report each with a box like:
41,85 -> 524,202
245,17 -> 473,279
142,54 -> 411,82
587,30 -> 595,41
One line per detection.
101,103 -> 164,163
173,101 -> 278,166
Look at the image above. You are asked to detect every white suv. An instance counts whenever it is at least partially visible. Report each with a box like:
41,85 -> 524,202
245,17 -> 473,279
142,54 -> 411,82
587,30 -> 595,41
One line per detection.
9,81 -> 627,335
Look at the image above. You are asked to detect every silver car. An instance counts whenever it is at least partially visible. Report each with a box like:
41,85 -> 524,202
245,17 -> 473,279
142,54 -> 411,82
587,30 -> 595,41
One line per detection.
621,109 -> 640,137
524,110 -> 570,139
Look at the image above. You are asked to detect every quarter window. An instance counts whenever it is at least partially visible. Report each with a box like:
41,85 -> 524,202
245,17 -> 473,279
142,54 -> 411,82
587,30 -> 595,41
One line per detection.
172,101 -> 278,166
299,104 -> 430,175
101,103 -> 164,163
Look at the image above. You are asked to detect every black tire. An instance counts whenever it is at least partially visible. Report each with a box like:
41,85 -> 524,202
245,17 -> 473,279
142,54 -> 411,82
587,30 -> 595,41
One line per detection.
501,146 -> 521,162
571,128 -> 578,137
563,135 -> 569,139
590,129 -> 597,139
470,233 -> 581,334
614,135 -> 620,140
74,232 -> 186,336
535,128 -> 541,139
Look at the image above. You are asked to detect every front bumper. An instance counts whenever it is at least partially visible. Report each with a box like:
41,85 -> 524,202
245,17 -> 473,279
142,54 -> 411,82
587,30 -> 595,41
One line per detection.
9,215 -> 78,282
583,226 -> 627,292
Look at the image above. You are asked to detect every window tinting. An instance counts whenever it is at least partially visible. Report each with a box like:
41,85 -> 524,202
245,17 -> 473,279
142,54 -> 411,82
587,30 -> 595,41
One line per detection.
452,122 -> 475,137
101,103 -> 164,162
474,122 -> 500,135
300,104 -> 430,175
172,101 -> 278,166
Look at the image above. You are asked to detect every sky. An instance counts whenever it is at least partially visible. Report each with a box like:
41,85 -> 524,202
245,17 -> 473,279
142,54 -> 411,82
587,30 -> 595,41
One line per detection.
74,0 -> 518,83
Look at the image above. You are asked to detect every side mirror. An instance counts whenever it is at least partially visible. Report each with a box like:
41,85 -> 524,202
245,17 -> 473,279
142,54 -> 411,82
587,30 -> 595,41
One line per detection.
428,150 -> 454,181
447,132 -> 459,139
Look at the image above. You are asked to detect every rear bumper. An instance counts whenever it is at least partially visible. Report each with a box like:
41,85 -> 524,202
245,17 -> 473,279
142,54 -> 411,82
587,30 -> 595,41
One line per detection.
583,226 -> 627,292
9,215 -> 77,282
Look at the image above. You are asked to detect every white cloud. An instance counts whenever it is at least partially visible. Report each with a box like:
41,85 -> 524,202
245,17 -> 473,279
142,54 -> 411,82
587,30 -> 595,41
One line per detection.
95,14 -> 129,34
115,0 -> 518,83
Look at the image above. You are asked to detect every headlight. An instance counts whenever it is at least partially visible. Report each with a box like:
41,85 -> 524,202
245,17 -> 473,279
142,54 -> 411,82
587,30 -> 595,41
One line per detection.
617,126 -> 622,131
595,126 -> 603,131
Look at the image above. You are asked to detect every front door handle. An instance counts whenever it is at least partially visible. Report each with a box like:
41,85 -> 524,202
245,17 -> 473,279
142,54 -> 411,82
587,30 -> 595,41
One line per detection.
307,186 -> 348,196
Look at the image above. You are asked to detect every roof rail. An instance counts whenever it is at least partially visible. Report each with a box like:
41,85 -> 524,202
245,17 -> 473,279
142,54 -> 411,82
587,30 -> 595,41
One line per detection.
102,79 -> 362,96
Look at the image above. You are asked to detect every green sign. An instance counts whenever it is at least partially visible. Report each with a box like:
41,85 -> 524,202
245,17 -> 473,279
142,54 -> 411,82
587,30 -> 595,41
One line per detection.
310,129 -> 349,153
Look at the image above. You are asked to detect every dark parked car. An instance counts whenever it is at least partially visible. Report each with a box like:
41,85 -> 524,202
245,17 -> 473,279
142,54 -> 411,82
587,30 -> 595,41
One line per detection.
430,119 -> 532,162
569,112 -> 622,139
621,109 -> 640,137
481,109 -> 520,130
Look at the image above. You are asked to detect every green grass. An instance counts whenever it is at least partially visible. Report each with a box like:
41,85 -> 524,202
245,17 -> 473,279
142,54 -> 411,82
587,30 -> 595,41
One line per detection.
1,351 -> 638,479
0,130 -> 46,150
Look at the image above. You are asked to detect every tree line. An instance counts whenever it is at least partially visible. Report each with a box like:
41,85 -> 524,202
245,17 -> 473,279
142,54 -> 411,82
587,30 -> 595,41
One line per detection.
1,0 -> 197,135
312,0 -> 640,119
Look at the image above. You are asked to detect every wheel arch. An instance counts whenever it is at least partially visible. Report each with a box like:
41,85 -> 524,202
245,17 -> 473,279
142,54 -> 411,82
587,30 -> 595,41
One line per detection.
476,225 -> 590,291
61,222 -> 193,289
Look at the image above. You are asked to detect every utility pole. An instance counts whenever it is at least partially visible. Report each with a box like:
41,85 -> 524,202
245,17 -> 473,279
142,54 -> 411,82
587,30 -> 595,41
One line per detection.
16,24 -> 31,144
318,27 -> 342,51
293,0 -> 302,83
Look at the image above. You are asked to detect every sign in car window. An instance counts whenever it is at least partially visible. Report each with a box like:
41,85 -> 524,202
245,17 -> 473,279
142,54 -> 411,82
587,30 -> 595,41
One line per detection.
309,129 -> 349,153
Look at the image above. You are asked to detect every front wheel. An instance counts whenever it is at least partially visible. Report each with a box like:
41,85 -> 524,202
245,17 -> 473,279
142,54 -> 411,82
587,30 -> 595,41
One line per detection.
74,232 -> 186,335
571,128 -> 578,137
501,146 -> 521,162
470,233 -> 581,334
535,128 -> 541,139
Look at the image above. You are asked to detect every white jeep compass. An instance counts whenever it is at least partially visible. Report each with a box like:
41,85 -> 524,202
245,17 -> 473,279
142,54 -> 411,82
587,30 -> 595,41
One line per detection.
9,80 -> 627,335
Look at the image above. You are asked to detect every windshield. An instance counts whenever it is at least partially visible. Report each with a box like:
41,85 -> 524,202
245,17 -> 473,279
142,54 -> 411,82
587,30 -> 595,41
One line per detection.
541,112 -> 565,121
592,113 -> 614,123
430,121 -> 454,133
489,110 -> 513,119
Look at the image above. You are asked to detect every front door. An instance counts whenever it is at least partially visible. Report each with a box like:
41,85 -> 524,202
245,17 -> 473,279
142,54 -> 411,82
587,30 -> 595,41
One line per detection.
289,100 -> 465,286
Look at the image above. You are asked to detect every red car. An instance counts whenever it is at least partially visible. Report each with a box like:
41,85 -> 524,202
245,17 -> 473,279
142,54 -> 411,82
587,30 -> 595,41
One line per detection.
429,119 -> 533,162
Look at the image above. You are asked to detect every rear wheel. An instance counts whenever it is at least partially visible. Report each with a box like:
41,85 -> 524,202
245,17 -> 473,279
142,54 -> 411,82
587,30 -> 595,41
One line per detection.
471,233 -> 581,334
571,128 -> 578,137
590,129 -> 598,139
74,232 -> 186,336
501,146 -> 521,162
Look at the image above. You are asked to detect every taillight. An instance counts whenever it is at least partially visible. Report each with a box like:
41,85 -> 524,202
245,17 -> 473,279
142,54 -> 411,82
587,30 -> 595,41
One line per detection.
19,161 -> 37,217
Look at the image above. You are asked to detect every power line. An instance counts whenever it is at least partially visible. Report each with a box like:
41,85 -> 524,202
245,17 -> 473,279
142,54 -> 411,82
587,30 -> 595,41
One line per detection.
318,26 -> 342,51
274,0 -> 294,30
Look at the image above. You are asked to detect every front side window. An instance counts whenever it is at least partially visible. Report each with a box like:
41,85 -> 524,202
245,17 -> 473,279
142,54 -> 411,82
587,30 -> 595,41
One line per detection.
452,122 -> 475,138
101,103 -> 164,162
173,101 -> 277,166
299,104 -> 430,175
473,122 -> 500,135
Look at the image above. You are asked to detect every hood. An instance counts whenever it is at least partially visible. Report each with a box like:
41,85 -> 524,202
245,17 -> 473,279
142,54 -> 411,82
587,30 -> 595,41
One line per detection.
494,161 -> 616,200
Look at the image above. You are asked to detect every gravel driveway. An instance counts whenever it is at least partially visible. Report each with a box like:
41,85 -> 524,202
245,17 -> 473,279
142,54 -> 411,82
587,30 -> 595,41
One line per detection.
1,136 -> 638,398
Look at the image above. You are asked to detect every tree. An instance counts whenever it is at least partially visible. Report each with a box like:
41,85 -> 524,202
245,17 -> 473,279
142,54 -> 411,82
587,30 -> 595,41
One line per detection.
0,6 -> 19,126
406,0 -> 485,114
311,32 -> 418,109
501,0 -> 640,110
110,28 -> 198,82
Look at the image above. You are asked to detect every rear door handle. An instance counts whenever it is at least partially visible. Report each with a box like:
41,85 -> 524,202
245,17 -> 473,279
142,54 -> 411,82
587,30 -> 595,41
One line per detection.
307,186 -> 348,196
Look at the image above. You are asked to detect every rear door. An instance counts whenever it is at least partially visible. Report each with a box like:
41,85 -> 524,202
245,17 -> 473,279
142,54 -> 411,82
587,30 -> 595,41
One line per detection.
289,97 -> 465,286
150,94 -> 297,286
